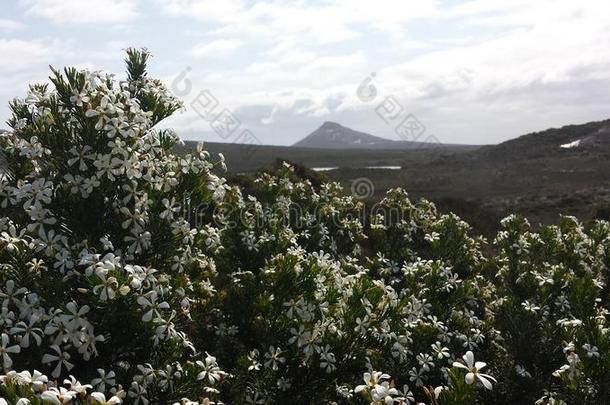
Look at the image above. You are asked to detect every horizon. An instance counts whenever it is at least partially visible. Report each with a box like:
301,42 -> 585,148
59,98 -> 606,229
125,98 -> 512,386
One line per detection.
183,118 -> 610,148
2,1 -> 610,146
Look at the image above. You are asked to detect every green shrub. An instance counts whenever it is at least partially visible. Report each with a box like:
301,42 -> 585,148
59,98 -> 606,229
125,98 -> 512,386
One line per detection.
0,50 -> 608,405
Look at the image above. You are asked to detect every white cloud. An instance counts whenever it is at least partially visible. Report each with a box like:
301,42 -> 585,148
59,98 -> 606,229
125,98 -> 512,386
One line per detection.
3,0 -> 610,144
191,39 -> 242,58
169,0 -> 610,143
0,38 -> 71,73
381,1 -> 610,96
20,0 -> 139,24
0,19 -> 26,31
156,0 -> 439,44
0,38 -> 74,130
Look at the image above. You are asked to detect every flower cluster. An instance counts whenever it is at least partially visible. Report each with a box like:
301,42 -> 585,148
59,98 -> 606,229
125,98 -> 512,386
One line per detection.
1,49 -> 609,405
0,49 -> 227,404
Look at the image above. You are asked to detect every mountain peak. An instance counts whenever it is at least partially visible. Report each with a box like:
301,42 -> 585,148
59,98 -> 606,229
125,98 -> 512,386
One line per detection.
320,121 -> 342,129
293,122 -> 386,149
293,121 -> 444,150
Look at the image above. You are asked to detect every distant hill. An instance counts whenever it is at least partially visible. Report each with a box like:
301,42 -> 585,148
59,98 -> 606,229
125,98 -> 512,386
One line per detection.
470,119 -> 610,162
293,121 -> 470,150
187,141 -> 466,173
186,118 -> 610,235
187,119 -> 610,174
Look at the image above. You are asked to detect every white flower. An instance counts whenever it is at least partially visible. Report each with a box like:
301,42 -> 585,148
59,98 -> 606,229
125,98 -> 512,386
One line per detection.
91,392 -> 122,404
319,345 -> 336,373
93,267 -> 118,301
9,315 -> 44,348
372,382 -> 399,404
17,369 -> 48,390
264,346 -> 286,371
515,365 -> 532,378
128,381 -> 149,405
247,349 -> 262,372
355,371 -> 399,403
137,291 -> 170,322
60,301 -> 91,330
42,344 -> 74,378
582,343 -> 600,358
276,377 -> 291,391
0,280 -> 27,307
416,353 -> 435,372
355,371 -> 388,393
196,353 -> 227,385
289,325 -> 311,347
431,341 -> 450,360
398,385 -> 415,405
91,368 -> 116,392
408,366 -> 425,387
67,146 -> 95,171
41,386 -> 77,404
453,351 -> 497,390
0,333 -> 20,370
70,89 -> 89,107
64,375 -> 92,394
522,300 -> 540,314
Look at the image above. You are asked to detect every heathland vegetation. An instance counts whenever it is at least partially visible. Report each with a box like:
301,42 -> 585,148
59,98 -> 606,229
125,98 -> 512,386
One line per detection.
0,50 -> 609,404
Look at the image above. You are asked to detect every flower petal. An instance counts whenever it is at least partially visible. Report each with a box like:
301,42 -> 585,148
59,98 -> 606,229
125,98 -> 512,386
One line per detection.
465,372 -> 475,385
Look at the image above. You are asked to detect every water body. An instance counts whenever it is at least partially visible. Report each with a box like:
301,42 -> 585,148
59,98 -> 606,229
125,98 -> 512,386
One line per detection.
312,166 -> 401,171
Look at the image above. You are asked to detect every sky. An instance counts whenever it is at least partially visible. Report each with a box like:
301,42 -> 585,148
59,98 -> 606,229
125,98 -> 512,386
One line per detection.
1,0 -> 610,146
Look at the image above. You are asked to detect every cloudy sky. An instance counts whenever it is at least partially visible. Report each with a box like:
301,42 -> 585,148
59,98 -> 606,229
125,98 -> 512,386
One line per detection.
1,0 -> 610,145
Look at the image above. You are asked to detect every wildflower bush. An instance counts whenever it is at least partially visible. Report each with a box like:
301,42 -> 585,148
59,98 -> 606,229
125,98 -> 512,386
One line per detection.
0,49 -> 608,405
